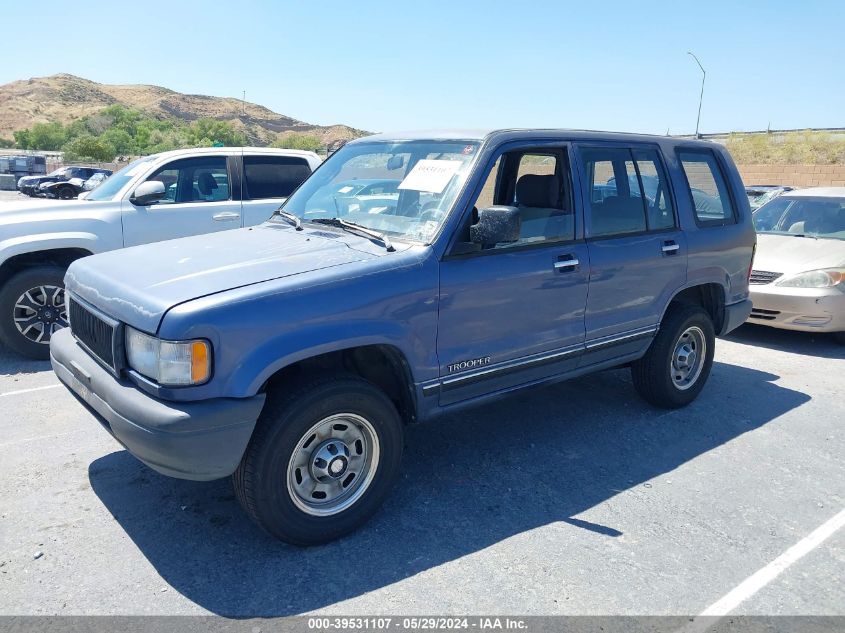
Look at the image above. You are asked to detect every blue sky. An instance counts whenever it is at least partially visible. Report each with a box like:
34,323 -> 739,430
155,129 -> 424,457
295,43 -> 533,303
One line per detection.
2,0 -> 842,135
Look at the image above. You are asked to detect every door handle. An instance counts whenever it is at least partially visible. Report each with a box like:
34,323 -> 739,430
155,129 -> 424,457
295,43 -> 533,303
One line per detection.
554,255 -> 580,272
661,241 -> 680,255
213,212 -> 240,222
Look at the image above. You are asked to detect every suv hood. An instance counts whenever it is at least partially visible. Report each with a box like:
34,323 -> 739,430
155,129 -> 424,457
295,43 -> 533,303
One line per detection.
65,223 -> 382,332
754,232 -> 845,275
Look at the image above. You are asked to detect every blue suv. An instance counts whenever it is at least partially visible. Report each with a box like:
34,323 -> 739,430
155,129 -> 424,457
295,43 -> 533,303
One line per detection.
50,130 -> 755,544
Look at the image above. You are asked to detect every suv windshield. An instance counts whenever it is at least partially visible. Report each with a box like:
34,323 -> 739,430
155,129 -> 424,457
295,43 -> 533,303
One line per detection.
278,140 -> 480,243
753,196 -> 845,240
86,156 -> 156,202
46,168 -> 71,177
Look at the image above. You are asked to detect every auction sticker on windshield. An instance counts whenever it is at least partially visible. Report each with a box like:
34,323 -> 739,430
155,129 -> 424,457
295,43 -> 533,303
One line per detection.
398,159 -> 463,193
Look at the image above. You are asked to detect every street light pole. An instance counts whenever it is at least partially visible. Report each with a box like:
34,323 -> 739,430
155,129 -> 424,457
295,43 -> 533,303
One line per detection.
687,51 -> 706,138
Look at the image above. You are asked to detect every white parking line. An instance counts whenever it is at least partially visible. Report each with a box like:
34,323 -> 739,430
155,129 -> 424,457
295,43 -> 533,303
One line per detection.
683,507 -> 845,631
0,383 -> 62,397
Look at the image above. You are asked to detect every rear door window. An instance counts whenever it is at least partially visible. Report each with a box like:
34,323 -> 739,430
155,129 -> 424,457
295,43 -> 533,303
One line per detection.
243,155 -> 312,200
632,148 -> 676,231
581,146 -> 676,236
582,148 -> 647,236
678,150 -> 736,225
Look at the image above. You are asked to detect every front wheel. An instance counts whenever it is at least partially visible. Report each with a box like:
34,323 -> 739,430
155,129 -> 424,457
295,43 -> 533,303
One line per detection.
631,305 -> 715,409
57,186 -> 76,200
0,266 -> 68,360
233,373 -> 404,545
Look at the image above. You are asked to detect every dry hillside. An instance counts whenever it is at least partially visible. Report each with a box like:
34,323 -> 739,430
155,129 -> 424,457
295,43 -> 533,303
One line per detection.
0,73 -> 366,146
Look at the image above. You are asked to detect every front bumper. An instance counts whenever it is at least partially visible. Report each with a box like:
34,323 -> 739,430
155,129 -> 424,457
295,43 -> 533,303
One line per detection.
749,284 -> 845,333
50,328 -> 266,481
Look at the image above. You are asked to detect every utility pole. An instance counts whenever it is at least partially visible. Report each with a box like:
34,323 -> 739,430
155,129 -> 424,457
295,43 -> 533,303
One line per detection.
687,51 -> 706,138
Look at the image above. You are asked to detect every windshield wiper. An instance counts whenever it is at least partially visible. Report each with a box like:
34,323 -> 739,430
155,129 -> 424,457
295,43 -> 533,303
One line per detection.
275,208 -> 302,231
310,217 -> 395,252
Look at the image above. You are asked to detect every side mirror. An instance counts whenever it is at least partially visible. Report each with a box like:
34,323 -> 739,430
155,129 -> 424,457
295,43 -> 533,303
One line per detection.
386,155 -> 405,171
470,206 -> 521,246
130,180 -> 166,206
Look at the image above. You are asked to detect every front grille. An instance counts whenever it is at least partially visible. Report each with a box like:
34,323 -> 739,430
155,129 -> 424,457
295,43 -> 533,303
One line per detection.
69,298 -> 115,367
749,308 -> 781,321
750,270 -> 783,285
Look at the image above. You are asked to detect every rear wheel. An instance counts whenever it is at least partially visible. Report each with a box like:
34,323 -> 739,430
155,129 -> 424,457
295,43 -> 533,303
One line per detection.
56,186 -> 76,200
0,266 -> 68,360
233,373 -> 404,545
631,305 -> 715,408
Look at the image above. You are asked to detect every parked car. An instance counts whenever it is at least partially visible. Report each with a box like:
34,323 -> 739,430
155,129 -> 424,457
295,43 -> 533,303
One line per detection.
50,130 -> 754,544
17,166 -> 111,197
749,187 -> 845,343
40,172 -> 113,199
83,171 -> 110,191
746,185 -> 793,211
0,147 -> 321,359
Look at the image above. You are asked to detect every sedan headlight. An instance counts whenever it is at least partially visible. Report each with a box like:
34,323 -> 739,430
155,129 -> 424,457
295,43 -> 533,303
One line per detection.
775,268 -> 845,288
125,327 -> 211,386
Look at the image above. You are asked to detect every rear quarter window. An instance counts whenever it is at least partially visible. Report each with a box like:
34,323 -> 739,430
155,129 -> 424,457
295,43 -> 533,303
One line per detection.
243,156 -> 312,200
677,150 -> 736,226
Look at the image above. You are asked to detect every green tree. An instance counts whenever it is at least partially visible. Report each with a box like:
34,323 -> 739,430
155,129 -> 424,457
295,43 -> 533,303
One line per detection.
271,132 -> 323,152
62,135 -> 116,162
0,137 -> 14,148
14,122 -> 68,150
185,118 -> 246,147
100,128 -> 135,155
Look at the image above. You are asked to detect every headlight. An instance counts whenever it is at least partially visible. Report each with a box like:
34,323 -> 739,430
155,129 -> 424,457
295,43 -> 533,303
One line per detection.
775,268 -> 845,288
125,327 -> 211,386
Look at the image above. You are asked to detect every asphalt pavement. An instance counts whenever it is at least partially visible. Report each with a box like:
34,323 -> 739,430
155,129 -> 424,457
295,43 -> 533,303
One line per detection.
0,323 -> 843,616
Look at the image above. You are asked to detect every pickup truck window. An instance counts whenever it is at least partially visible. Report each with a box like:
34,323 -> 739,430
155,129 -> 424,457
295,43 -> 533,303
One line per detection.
678,150 -> 736,225
243,155 -> 311,200
86,155 -> 156,201
146,157 -> 230,204
279,140 -> 479,244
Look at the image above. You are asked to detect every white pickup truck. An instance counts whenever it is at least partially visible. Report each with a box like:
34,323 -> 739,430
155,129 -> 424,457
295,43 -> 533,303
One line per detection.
0,146 -> 321,359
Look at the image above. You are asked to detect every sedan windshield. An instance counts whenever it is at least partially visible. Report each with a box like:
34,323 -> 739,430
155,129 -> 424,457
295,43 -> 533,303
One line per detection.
753,196 -> 845,240
86,155 -> 156,202
278,140 -> 480,243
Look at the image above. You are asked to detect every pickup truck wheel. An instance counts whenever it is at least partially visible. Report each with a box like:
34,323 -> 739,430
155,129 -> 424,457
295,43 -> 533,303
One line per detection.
630,305 -> 715,409
0,266 -> 68,360
233,373 -> 404,545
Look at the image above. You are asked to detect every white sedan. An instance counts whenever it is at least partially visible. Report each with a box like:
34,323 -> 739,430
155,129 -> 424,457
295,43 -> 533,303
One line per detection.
749,187 -> 845,343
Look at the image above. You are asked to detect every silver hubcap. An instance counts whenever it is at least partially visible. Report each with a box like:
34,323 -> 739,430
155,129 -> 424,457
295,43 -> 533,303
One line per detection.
13,285 -> 67,345
287,413 -> 379,516
671,326 -> 706,390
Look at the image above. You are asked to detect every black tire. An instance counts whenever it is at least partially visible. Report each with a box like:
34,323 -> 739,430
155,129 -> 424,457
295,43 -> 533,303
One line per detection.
233,373 -> 404,545
631,305 -> 715,409
57,186 -> 76,200
0,266 -> 68,360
